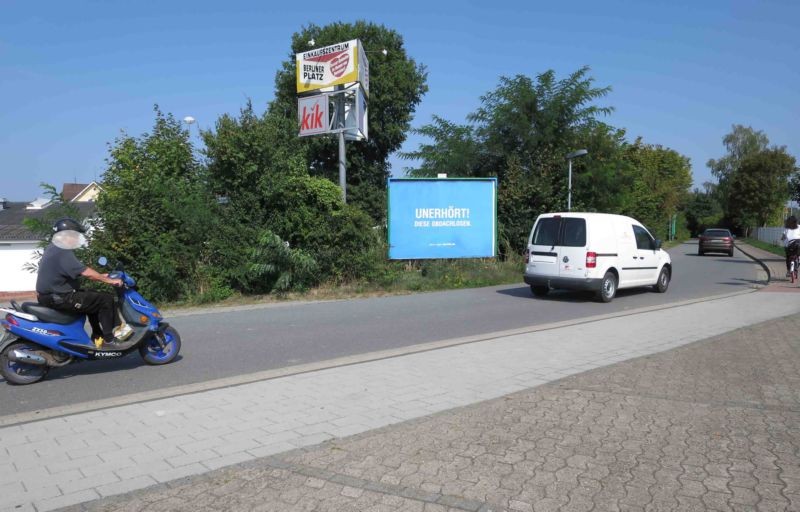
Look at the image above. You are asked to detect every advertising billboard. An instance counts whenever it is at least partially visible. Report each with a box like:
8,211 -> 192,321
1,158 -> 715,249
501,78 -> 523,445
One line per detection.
388,178 -> 497,259
297,95 -> 330,136
295,39 -> 368,95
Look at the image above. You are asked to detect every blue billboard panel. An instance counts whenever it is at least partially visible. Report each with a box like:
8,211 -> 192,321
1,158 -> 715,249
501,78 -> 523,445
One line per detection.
388,178 -> 497,259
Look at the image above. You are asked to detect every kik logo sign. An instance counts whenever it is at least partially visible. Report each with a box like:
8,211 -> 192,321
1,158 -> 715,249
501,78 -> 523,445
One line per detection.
298,97 -> 329,136
301,104 -> 324,130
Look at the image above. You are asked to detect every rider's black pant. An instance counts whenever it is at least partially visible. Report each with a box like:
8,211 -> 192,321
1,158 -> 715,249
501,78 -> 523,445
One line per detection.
786,247 -> 798,272
39,290 -> 120,342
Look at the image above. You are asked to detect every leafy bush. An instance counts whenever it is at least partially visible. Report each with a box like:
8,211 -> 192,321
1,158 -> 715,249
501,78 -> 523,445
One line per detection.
263,175 -> 381,281
190,264 -> 234,304
249,230 -> 319,292
90,107 -> 214,302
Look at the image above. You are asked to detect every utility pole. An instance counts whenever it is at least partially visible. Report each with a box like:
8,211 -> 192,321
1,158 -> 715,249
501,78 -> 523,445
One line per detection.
336,85 -> 346,203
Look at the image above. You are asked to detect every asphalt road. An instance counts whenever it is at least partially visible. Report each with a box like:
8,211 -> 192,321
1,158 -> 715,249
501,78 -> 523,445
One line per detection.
1,242 -> 761,416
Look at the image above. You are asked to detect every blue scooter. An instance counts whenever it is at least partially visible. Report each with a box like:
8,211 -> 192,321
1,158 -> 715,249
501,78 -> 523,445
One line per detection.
0,257 -> 181,385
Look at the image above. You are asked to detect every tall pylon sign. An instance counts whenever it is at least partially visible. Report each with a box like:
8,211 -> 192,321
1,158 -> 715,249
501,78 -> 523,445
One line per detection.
296,39 -> 369,202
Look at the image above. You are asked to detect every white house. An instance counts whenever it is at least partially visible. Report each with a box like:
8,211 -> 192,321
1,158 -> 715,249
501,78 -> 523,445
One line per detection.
0,182 -> 101,294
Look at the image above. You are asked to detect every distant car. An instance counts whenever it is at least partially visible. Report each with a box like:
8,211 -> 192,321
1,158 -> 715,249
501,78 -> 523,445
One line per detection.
698,228 -> 734,256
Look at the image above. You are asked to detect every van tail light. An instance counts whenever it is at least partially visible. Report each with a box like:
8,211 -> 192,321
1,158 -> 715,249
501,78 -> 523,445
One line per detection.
524,249 -> 530,264
586,252 -> 597,268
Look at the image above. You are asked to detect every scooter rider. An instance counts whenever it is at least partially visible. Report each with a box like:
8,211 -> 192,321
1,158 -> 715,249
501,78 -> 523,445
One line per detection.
35,218 -> 132,347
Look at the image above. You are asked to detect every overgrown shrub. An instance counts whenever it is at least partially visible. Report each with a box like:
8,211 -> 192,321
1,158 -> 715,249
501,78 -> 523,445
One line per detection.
89,108 -> 213,302
249,230 -> 319,292
263,175 -> 381,282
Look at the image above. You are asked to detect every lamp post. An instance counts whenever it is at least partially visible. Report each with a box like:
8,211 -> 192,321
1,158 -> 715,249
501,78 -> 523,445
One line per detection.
183,115 -> 196,129
183,116 -> 199,140
566,149 -> 588,211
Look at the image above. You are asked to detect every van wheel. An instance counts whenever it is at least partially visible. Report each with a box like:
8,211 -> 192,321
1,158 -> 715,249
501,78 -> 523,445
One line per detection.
530,285 -> 549,297
653,267 -> 670,293
596,272 -> 617,303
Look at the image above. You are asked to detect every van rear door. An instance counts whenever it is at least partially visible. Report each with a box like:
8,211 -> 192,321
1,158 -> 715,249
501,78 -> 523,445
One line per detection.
528,216 -> 560,278
557,217 -> 588,280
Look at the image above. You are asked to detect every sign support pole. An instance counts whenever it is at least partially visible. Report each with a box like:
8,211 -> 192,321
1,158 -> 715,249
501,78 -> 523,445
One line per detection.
336,85 -> 347,203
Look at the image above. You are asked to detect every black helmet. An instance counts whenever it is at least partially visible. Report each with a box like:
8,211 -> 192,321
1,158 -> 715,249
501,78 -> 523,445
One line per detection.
53,218 -> 86,233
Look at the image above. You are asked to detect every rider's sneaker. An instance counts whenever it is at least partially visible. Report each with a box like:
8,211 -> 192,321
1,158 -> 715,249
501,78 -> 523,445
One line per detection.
114,323 -> 133,341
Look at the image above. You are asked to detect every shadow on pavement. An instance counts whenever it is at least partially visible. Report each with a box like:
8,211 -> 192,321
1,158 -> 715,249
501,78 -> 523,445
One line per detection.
496,286 -> 650,303
684,252 -> 734,257
0,354 -> 185,385
710,258 -> 761,264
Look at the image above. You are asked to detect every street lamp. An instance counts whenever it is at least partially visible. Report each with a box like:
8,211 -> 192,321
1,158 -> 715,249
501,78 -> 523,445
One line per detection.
183,116 -> 197,135
566,149 -> 588,211
183,116 -> 201,139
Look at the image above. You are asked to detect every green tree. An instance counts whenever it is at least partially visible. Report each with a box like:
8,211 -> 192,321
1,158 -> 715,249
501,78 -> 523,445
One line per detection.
405,67 -> 621,252
707,125 -> 770,222
728,148 -> 797,233
270,21 -> 428,220
403,116 -> 483,178
91,107 -> 218,302
684,188 -> 723,236
620,139 -> 692,239
570,124 -> 633,214
204,101 -> 309,227
469,68 -> 613,182
707,124 -> 769,182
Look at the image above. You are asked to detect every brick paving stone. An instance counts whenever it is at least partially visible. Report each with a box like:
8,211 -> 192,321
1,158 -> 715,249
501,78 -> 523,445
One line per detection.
55,313 -> 800,512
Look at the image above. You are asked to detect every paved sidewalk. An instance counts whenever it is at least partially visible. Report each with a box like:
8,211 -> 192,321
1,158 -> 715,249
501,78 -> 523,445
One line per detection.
68,312 -> 800,512
1,290 -> 800,511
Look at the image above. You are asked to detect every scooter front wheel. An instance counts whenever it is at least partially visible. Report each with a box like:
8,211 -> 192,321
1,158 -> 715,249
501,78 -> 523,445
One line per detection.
1,341 -> 49,385
139,326 -> 181,365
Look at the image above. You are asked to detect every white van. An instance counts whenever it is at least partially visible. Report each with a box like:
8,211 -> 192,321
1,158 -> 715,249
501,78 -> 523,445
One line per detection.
523,212 -> 672,302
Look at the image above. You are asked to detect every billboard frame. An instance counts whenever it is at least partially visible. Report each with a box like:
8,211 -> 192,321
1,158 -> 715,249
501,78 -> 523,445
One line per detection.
387,177 -> 498,260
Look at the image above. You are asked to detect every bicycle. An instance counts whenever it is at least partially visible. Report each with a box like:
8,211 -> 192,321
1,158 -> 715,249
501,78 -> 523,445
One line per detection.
788,240 -> 800,283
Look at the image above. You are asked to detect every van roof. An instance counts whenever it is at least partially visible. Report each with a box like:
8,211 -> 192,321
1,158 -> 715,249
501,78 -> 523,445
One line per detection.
538,212 -> 639,222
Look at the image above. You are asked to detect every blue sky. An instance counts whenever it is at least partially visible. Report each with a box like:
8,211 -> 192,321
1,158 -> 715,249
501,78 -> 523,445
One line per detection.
1,0 -> 797,201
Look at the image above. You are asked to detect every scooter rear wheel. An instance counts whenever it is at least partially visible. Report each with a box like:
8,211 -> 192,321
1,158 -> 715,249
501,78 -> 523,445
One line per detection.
139,326 -> 181,365
1,341 -> 49,385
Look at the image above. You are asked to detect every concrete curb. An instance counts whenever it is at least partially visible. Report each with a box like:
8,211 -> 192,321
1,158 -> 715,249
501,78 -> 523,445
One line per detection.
734,242 -> 773,283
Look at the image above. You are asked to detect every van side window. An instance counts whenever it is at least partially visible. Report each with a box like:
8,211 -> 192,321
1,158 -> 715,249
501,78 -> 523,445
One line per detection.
532,218 -> 560,246
561,218 -> 586,247
632,225 -> 654,250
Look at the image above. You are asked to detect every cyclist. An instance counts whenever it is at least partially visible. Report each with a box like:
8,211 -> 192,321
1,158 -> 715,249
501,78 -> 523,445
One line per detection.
781,215 -> 800,277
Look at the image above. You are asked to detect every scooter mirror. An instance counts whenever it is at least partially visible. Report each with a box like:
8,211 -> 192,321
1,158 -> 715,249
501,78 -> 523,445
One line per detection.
98,256 -> 108,267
